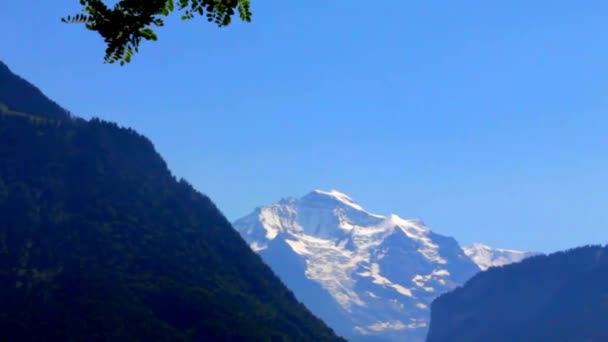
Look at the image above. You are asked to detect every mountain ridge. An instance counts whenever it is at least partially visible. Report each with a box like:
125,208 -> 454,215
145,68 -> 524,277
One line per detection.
463,243 -> 539,271
0,61 -> 71,120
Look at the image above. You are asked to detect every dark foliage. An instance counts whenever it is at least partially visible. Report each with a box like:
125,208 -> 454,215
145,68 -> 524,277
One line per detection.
62,0 -> 252,65
0,64 -> 343,341
426,244 -> 608,342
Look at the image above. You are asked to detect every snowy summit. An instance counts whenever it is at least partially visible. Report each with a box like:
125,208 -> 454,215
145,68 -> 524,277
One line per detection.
463,243 -> 538,271
234,190 -> 537,341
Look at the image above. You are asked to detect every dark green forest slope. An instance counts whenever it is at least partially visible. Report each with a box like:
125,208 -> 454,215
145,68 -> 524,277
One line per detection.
0,62 -> 70,120
427,245 -> 608,342
0,61 -> 344,341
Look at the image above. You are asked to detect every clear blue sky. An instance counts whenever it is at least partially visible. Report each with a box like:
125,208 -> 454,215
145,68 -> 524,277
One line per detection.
2,1 -> 608,253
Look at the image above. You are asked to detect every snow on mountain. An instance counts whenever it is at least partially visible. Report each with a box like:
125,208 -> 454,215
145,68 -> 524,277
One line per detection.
233,190 -> 529,341
463,243 -> 538,271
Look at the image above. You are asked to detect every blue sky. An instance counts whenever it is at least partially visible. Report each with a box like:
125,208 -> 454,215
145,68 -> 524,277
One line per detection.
2,1 -> 608,253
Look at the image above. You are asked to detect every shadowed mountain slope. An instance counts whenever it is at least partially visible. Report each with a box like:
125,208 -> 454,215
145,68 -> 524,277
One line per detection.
427,244 -> 608,342
0,62 -> 343,342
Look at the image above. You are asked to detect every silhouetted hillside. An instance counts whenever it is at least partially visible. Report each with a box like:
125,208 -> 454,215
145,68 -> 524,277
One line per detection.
0,62 -> 343,341
0,61 -> 70,120
427,245 -> 608,342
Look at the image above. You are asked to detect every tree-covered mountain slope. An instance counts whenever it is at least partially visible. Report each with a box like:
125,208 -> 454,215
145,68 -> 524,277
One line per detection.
0,61 -> 70,120
0,62 -> 344,341
427,244 -> 608,342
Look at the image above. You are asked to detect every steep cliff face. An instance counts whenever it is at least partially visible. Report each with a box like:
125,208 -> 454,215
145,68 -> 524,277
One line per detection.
0,62 -> 343,342
427,245 -> 608,342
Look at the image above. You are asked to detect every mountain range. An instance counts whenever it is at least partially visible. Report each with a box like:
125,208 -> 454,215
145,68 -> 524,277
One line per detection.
11,57 -> 602,342
234,189 -> 534,341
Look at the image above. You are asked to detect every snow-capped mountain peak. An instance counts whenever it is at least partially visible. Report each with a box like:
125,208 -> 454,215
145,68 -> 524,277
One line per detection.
234,190 -> 534,341
233,190 -> 483,341
310,189 -> 366,211
463,243 -> 538,271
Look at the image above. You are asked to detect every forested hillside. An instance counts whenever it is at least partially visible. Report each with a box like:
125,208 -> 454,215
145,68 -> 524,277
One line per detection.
427,245 -> 608,342
0,61 -> 343,341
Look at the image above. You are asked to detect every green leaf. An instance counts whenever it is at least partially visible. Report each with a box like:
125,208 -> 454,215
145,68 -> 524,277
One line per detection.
62,0 -> 253,65
165,0 -> 175,13
139,28 -> 158,41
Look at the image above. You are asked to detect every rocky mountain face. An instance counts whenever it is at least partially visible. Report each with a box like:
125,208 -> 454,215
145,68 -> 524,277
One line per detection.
427,245 -> 608,342
235,190 -> 531,341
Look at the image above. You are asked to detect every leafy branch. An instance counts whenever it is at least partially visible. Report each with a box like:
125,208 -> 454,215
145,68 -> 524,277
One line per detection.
62,0 -> 252,65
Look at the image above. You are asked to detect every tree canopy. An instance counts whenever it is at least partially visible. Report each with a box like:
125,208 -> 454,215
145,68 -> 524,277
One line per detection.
62,0 -> 252,65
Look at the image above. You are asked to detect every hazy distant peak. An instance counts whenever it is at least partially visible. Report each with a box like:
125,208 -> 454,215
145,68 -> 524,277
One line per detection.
463,243 -> 537,271
466,242 -> 519,252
